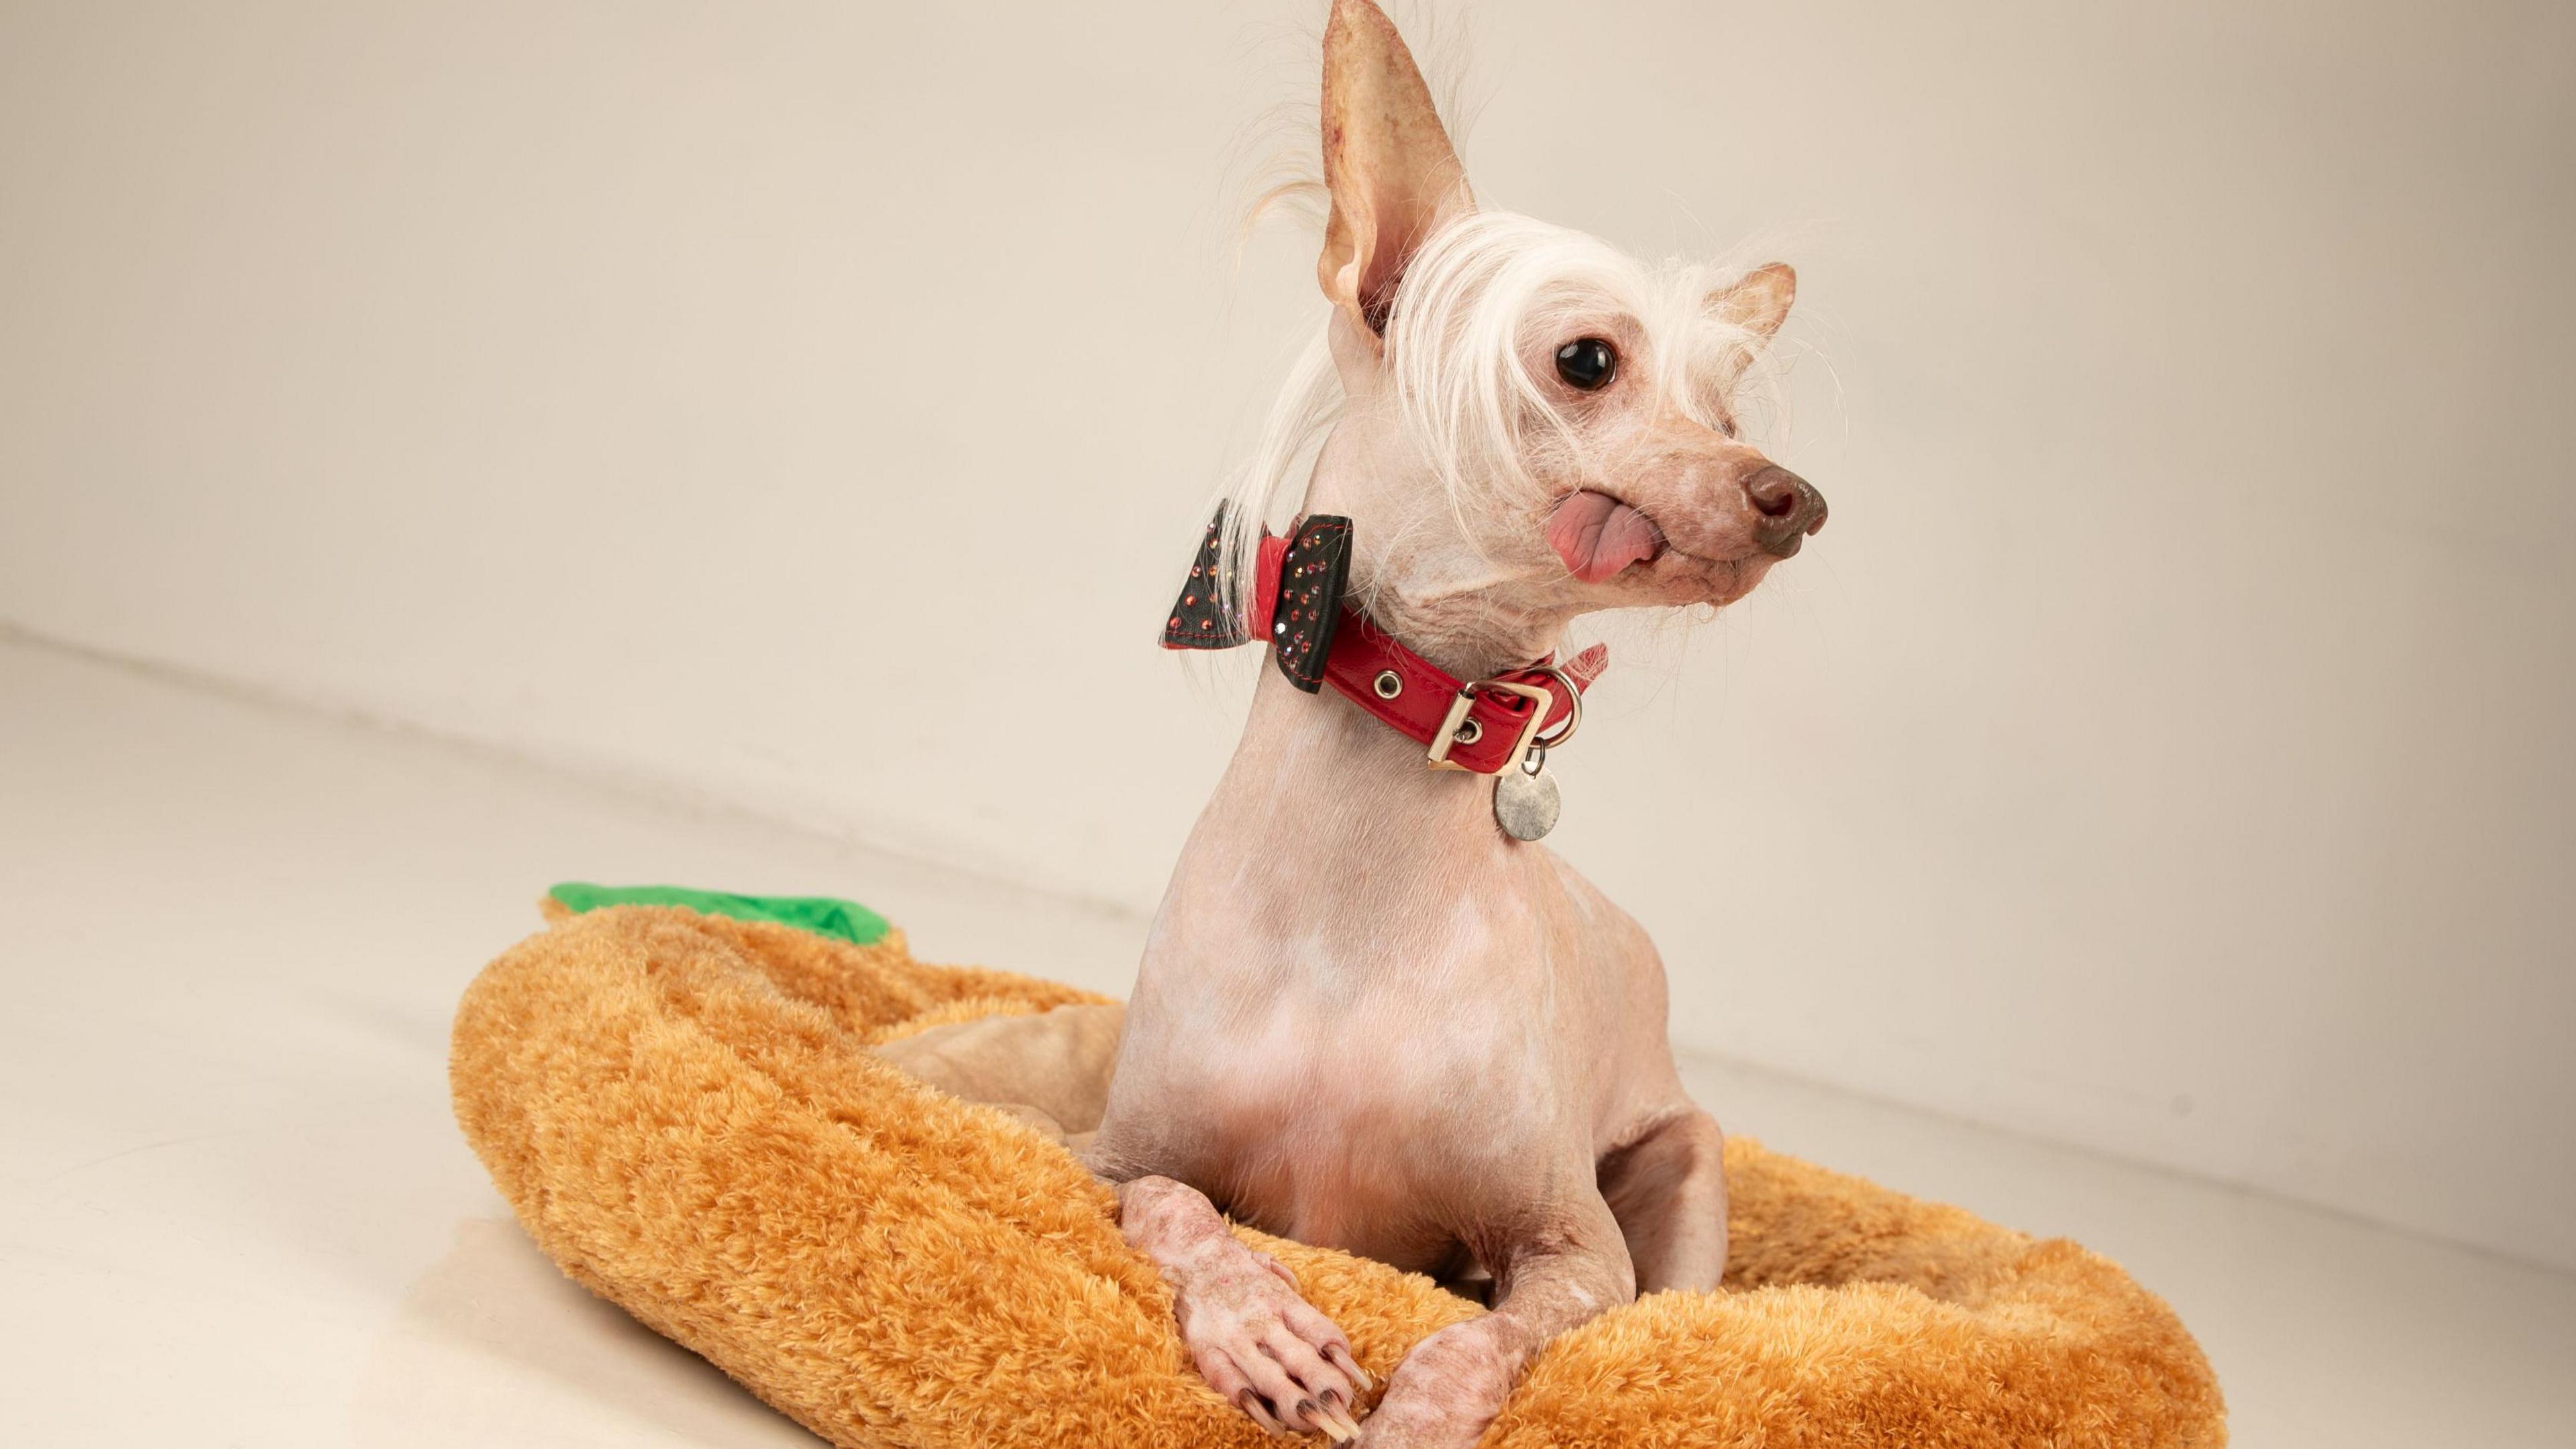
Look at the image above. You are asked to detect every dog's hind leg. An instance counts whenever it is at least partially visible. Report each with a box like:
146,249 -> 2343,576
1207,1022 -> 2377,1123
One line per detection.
869,1002 -> 1124,1148
1597,1106 -> 1729,1293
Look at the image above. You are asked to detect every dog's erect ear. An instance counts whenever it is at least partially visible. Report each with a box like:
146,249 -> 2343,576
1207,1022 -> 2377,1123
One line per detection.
1713,263 -> 1798,339
1318,0 -> 1472,341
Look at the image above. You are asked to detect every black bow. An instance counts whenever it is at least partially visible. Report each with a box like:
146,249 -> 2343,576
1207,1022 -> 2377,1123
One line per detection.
1159,505 -> 1353,694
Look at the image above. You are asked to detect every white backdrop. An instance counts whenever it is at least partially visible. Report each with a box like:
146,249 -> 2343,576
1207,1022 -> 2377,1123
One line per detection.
4,1 -> 2570,1270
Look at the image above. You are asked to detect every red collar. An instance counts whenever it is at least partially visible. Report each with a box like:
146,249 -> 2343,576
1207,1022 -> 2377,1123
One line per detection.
1161,511 -> 1604,775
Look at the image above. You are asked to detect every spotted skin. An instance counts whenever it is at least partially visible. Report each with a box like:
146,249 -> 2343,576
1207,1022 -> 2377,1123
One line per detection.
1119,1175 -> 1370,1441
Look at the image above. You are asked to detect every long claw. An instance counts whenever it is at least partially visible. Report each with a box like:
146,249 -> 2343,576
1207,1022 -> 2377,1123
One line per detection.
1326,1344 -> 1374,1393
1316,1403 -> 1363,1440
1238,1389 -> 1288,1438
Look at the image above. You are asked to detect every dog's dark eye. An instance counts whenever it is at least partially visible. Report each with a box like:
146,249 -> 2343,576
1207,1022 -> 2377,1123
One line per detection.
1554,337 -> 1617,390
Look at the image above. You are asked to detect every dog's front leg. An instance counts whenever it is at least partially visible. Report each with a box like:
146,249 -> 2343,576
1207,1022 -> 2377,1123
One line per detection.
1355,1195 -> 1635,1448
1115,1175 -> 1371,1440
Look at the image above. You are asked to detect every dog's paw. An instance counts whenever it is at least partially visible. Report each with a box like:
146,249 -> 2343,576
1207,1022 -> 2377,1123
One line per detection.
1117,1176 -> 1369,1438
1347,1319 -> 1514,1449
1171,1245 -> 1368,1438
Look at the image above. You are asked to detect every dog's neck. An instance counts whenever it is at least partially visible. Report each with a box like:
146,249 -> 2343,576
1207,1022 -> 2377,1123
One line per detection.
1207,480 -> 1572,826
1228,660 -> 1507,837
1344,577 -> 1568,684
1299,436 -> 1573,684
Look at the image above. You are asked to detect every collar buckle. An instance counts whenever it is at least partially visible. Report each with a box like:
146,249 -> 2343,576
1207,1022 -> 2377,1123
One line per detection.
1426,678 -> 1552,773
1424,665 -> 1586,774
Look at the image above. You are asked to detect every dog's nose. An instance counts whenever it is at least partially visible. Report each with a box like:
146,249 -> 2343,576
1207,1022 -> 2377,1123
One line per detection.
1746,466 -> 1828,558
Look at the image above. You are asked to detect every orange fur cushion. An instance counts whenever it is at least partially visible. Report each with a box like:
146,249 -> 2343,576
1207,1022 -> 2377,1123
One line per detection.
450,904 -> 2226,1447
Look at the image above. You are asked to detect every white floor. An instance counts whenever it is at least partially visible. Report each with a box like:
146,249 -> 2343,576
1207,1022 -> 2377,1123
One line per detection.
3,634 -> 2569,1447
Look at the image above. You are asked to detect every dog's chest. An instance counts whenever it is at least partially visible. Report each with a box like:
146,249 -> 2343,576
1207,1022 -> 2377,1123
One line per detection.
1199,1000 -> 1556,1266
1135,901 -> 1590,1267
1105,790 -> 1676,1267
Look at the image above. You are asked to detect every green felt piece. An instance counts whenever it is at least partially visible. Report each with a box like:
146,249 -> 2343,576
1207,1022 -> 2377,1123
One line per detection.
547,882 -> 891,946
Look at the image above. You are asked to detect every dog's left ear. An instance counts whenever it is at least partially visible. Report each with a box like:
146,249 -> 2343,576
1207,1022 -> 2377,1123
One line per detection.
1318,0 -> 1473,343
1713,262 -> 1798,339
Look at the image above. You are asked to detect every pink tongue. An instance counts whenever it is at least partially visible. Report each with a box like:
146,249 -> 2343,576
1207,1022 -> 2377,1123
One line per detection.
1548,491 -> 1664,582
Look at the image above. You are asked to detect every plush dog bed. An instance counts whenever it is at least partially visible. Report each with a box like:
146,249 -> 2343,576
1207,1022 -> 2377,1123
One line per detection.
450,898 -> 2225,1448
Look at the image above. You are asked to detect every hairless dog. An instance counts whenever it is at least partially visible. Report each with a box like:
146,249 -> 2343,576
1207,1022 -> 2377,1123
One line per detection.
877,5 -> 1823,1444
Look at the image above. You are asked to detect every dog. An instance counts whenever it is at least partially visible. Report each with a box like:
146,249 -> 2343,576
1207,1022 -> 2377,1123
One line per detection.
877,3 -> 1825,1444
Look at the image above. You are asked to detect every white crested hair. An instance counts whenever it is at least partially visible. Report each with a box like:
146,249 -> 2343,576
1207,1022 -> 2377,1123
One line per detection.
1214,207 -> 1788,619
